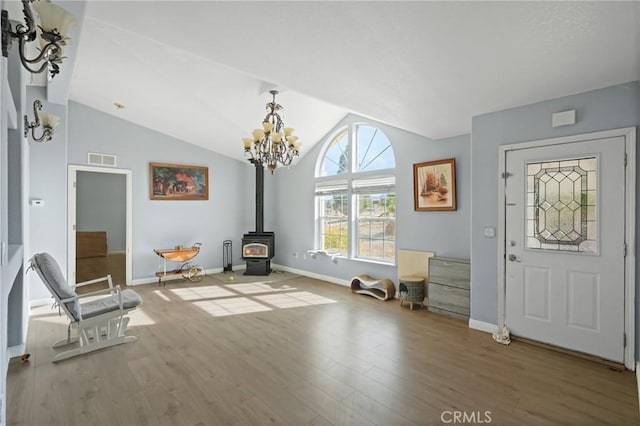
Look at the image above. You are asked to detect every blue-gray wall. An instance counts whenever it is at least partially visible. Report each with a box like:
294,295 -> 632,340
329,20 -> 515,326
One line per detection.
470,81 -> 640,344
67,102 -> 253,281
28,86 -> 68,301
76,171 -> 126,252
273,114 -> 471,284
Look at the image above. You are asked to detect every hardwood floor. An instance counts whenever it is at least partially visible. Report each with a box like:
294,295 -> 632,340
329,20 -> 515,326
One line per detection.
7,273 -> 639,425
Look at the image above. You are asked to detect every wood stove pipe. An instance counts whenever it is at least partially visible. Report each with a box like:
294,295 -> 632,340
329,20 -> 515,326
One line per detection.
251,159 -> 264,233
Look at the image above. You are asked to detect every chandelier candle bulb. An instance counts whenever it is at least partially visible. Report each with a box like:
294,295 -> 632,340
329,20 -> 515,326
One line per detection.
243,138 -> 253,149
284,127 -> 294,137
272,133 -> 282,143
262,122 -> 274,132
252,129 -> 265,140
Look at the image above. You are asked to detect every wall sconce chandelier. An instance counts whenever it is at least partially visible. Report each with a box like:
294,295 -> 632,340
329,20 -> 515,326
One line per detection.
24,99 -> 59,142
242,90 -> 301,173
1,0 -> 77,79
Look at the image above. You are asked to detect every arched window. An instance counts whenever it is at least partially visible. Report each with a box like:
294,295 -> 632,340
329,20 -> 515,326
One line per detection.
315,124 -> 396,263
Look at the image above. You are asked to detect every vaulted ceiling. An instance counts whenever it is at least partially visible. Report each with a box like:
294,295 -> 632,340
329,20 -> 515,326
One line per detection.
67,1 -> 640,162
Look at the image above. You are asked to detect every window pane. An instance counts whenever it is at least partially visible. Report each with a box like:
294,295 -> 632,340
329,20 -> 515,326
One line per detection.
320,129 -> 349,176
358,239 -> 371,259
356,125 -> 395,172
383,240 -> 396,263
384,219 -> 396,238
318,193 -> 348,253
526,157 -> 596,253
356,192 -> 395,262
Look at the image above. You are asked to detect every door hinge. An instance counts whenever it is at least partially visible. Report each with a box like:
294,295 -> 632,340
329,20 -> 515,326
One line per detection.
73,224 -> 76,231
624,153 -> 627,167
73,181 -> 76,188
501,172 -> 513,179
623,242 -> 627,257
624,333 -> 627,347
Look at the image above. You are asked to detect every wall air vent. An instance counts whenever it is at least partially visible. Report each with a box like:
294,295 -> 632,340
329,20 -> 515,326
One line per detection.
87,152 -> 117,167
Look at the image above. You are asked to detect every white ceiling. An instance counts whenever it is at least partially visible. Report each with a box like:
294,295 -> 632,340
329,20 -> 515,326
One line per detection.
69,1 -> 640,162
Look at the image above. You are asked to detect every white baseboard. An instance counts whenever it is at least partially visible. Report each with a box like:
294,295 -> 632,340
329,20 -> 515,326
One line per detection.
7,344 -> 25,359
468,319 -> 499,334
130,262 -> 351,289
129,263 -> 246,286
271,263 -> 350,287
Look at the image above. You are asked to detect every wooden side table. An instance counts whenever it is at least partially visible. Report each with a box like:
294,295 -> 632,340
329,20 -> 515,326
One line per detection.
399,275 -> 425,309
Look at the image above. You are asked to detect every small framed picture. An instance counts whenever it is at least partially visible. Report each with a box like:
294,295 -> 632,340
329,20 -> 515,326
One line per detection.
150,162 -> 209,200
413,158 -> 456,211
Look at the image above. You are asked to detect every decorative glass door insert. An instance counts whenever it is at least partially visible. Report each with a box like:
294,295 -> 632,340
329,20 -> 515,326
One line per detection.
526,157 -> 597,253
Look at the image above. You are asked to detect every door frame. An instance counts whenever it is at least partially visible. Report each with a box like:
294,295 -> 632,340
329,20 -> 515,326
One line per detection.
67,165 -> 133,285
497,127 -> 636,369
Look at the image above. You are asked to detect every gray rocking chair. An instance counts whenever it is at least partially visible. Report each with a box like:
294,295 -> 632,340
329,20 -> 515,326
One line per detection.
29,252 -> 142,362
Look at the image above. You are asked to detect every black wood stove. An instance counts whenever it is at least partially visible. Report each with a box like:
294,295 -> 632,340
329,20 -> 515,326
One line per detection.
242,161 -> 274,275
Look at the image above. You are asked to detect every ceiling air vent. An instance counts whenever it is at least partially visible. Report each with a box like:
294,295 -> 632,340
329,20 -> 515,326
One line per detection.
87,152 -> 117,167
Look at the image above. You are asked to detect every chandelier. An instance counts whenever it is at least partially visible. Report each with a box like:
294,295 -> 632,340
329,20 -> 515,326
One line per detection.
242,90 -> 300,173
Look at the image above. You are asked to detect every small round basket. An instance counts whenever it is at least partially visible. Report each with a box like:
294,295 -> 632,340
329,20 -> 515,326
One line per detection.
399,275 -> 425,310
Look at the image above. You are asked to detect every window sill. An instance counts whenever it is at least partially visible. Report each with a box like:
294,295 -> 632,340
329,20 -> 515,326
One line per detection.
313,251 -> 395,267
350,256 -> 395,267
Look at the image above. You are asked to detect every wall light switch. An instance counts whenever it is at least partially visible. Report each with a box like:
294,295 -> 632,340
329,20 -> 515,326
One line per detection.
483,226 -> 496,238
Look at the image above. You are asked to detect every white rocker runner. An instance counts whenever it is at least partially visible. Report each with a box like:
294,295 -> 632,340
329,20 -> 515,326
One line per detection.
29,252 -> 142,362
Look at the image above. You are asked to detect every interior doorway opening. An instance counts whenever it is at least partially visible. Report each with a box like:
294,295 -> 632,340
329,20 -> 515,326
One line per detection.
67,165 -> 132,286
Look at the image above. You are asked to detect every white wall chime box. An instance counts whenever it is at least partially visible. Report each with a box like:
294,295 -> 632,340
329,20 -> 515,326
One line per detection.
551,109 -> 576,128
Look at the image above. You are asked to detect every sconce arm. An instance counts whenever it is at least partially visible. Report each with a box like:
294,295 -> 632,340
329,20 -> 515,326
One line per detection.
28,125 -> 54,143
24,99 -> 54,142
2,1 -> 68,79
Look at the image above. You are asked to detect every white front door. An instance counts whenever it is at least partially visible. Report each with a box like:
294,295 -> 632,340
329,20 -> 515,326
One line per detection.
505,136 -> 626,362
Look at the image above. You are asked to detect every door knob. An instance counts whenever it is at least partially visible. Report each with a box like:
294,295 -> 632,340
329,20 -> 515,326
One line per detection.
508,254 -> 520,262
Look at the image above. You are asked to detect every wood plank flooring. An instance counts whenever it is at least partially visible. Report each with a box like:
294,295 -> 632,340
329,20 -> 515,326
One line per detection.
7,273 -> 639,425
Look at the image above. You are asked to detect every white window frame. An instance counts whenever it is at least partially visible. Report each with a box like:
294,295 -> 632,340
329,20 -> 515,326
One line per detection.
314,123 -> 396,264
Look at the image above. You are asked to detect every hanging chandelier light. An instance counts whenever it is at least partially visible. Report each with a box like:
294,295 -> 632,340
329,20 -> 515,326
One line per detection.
242,90 -> 300,173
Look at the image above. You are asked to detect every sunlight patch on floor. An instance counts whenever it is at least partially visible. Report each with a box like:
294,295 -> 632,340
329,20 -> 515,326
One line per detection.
255,291 -> 337,309
170,286 -> 235,300
128,309 -> 156,326
193,297 -> 272,317
225,282 -> 297,294
153,290 -> 172,302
